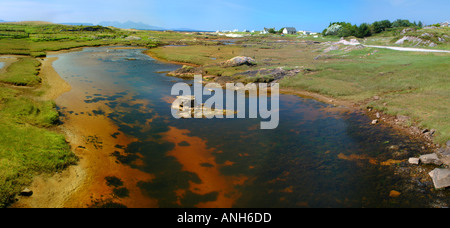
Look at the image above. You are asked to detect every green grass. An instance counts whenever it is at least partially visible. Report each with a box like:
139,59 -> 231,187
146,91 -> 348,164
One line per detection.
0,57 -> 41,86
0,85 -> 77,207
0,117 -> 77,207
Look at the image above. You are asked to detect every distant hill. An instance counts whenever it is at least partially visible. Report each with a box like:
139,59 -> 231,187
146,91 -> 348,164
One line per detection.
61,23 -> 95,26
99,21 -> 165,30
2,21 -> 54,25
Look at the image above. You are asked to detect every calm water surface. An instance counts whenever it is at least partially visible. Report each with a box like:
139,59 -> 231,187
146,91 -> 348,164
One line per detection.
50,47 -> 447,208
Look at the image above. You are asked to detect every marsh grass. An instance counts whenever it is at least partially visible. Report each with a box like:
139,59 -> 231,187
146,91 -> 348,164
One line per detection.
0,57 -> 41,85
0,84 -> 77,207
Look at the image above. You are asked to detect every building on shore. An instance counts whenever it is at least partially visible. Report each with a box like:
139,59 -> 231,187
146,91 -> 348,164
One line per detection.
283,27 -> 297,35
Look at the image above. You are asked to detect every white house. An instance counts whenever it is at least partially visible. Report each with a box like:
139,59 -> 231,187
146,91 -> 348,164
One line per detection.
261,28 -> 272,34
283,27 -> 297,35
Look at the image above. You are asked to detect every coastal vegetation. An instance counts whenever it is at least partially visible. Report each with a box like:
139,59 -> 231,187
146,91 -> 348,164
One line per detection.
322,19 -> 424,38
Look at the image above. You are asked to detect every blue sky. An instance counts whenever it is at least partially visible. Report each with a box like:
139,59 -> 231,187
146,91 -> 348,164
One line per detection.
0,0 -> 448,32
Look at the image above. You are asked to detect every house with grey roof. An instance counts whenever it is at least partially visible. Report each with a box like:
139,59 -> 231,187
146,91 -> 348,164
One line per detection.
283,27 -> 297,35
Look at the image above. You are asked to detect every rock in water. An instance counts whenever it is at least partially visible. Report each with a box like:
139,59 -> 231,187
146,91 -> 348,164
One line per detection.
429,169 -> 450,189
419,153 -> 443,165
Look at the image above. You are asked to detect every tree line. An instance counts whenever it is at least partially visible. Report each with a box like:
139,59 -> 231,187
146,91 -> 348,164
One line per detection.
322,19 -> 424,38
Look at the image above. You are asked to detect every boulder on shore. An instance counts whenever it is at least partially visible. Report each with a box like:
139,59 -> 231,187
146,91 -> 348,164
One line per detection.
408,157 -> 420,165
20,188 -> 33,197
222,56 -> 257,67
429,168 -> 450,189
419,153 -> 443,166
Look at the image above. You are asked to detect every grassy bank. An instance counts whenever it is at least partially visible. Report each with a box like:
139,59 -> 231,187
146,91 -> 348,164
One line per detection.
0,62 -> 77,207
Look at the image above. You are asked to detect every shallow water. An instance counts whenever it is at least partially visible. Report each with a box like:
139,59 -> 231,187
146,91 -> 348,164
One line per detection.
51,47 -> 447,208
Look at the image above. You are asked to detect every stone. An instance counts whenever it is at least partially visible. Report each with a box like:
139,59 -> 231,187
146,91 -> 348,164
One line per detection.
371,119 -> 378,125
125,36 -> 142,41
376,112 -> 381,119
408,158 -> 420,165
429,169 -> 450,189
446,140 -> 450,148
419,153 -> 443,166
389,190 -> 401,198
401,28 -> 414,34
222,56 -> 256,67
396,115 -> 410,123
373,96 -> 380,100
20,188 -> 33,197
436,147 -> 450,156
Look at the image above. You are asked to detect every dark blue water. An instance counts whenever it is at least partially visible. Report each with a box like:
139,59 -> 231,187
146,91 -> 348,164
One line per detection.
51,46 -> 447,208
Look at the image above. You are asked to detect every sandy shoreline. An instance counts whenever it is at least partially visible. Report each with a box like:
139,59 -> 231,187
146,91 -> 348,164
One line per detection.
13,47 -> 158,208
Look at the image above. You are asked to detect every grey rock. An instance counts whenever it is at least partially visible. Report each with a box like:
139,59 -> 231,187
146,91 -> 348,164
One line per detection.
429,168 -> 450,189
323,45 -> 339,53
409,158 -> 420,165
446,140 -> 450,148
125,36 -> 142,41
436,147 -> 450,156
376,112 -> 381,119
429,42 -> 437,47
401,28 -> 414,35
371,119 -> 379,125
222,56 -> 257,67
396,115 -> 410,123
419,153 -> 443,166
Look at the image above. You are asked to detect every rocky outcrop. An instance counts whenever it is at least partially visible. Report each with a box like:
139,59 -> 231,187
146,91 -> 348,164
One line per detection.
235,67 -> 303,82
125,36 -> 142,41
419,153 -> 443,166
221,56 -> 257,67
429,169 -> 450,189
167,65 -> 203,78
395,36 -> 437,47
334,38 -> 360,46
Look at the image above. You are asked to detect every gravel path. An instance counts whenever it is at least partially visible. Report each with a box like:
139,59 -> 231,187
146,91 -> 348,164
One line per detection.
364,45 -> 450,53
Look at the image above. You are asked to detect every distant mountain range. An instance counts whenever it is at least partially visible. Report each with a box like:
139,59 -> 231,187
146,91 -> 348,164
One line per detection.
61,22 -> 95,26
98,21 -> 209,32
98,21 -> 165,30
0,19 -> 209,32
